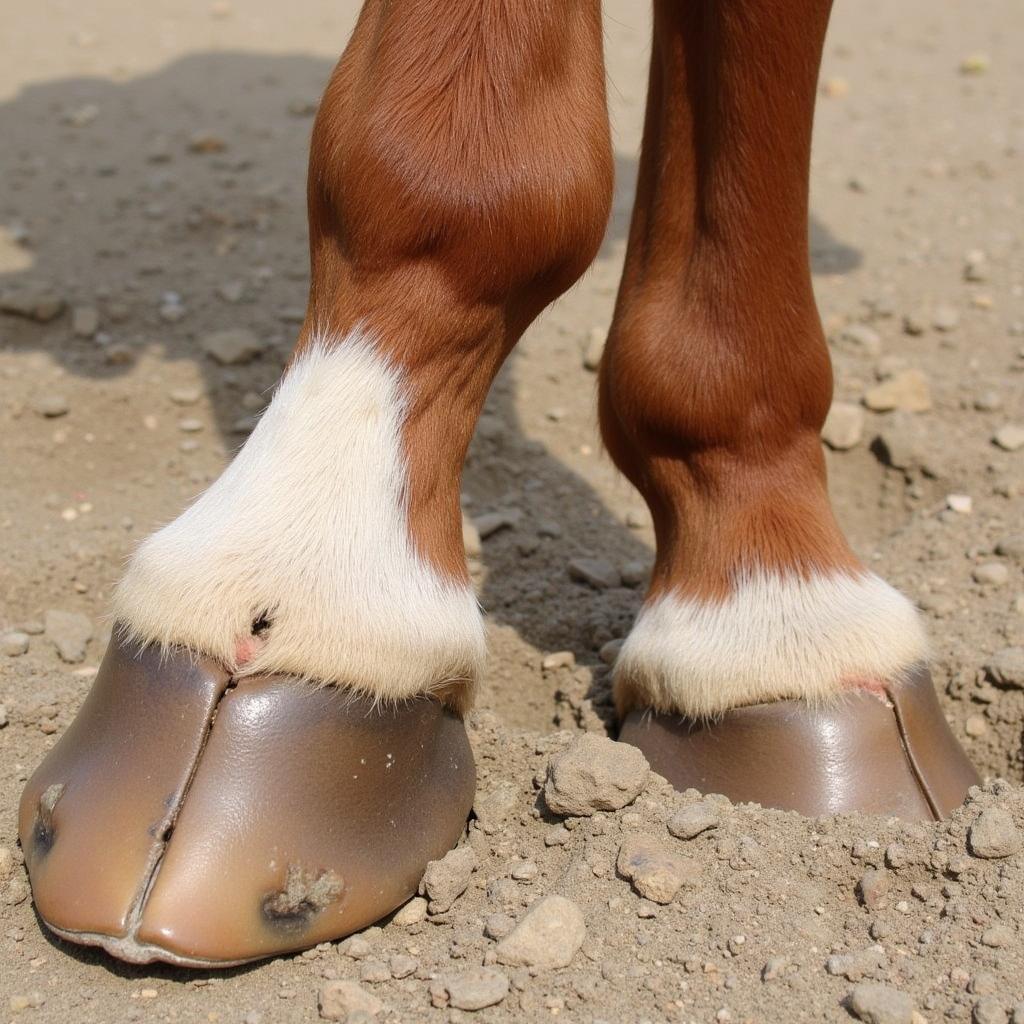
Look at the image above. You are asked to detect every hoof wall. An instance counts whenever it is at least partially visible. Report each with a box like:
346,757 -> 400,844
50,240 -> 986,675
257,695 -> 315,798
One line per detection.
19,633 -> 475,966
618,666 -> 981,820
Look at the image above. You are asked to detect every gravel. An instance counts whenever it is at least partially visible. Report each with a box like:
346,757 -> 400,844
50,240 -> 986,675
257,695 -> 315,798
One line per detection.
544,734 -> 649,815
43,610 -> 92,663
847,982 -> 916,1024
419,846 -> 477,913
494,895 -> 586,970
969,807 -> 1023,858
445,967 -> 510,1011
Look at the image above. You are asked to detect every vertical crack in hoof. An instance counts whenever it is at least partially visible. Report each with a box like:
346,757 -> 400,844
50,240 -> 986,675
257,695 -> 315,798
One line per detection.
33,783 -> 66,856
262,865 -> 345,934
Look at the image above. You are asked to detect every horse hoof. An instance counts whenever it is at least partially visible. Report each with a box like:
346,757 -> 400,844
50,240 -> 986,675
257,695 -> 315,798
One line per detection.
18,632 -> 475,967
618,665 -> 980,820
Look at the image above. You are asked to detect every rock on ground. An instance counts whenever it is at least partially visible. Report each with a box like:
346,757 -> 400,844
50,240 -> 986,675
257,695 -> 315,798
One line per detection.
667,799 -> 720,839
847,982 -> 916,1024
318,980 -> 383,1021
969,807 -> 1022,858
445,968 -> 510,1011
43,610 -> 93,663
419,845 -> 476,913
201,327 -> 266,365
495,895 -> 586,970
617,838 -> 700,904
544,734 -> 649,816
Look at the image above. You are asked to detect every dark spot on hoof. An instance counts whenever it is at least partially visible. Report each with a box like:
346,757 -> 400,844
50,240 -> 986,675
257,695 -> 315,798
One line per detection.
33,783 -> 65,856
261,865 -> 344,933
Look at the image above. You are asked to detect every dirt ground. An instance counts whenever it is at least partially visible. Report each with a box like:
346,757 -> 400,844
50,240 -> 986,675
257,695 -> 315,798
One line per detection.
2,0 -> 1023,1021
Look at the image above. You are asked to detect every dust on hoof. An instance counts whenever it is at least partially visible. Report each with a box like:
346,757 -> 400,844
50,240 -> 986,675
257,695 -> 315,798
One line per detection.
32,783 -> 65,855
262,866 -> 345,932
18,630 -> 476,967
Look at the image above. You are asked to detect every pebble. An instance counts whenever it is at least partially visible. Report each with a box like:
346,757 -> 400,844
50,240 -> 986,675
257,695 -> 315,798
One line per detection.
541,651 -> 576,671
583,327 -> 604,371
201,327 -> 266,365
968,808 -> 1022,858
473,509 -> 521,539
822,402 -> 864,450
598,638 -> 624,665
169,387 -> 202,406
389,954 -> 417,979
980,924 -> 1014,948
461,517 -> 482,557
995,536 -> 1024,563
863,370 -> 932,413
420,846 -> 477,913
474,782 -> 518,834
71,306 -> 100,338
484,913 -> 516,940
826,946 -> 886,981
0,847 -> 14,884
44,609 -> 93,663
974,390 -> 1003,412
390,896 -> 427,927
847,983 -> 915,1024
974,998 -> 1009,1024
985,647 -> 1024,689
993,425 -> 1024,452
932,305 -> 960,332
617,838 -> 699,904
1,632 -> 29,657
857,868 -> 890,910
0,286 -> 65,322
667,799 -> 720,839
495,895 -> 586,970
833,323 -> 882,357
965,715 -> 988,738
359,960 -> 390,984
973,563 -> 1009,586
947,494 -> 973,515
445,967 -> 510,1011
317,980 -> 382,1021
872,414 -> 926,473
567,557 -> 621,590
544,734 -> 649,816
31,394 -> 69,418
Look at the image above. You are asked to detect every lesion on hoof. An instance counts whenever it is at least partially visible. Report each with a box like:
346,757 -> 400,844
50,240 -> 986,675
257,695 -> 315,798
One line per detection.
18,631 -> 476,967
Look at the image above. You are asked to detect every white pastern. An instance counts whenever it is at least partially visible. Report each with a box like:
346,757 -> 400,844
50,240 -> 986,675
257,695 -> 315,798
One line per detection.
114,331 -> 485,702
615,570 -> 928,717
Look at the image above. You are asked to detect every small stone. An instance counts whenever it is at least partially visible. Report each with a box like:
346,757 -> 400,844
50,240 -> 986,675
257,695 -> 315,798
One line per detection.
598,639 -> 624,665
616,838 -> 699,903
847,983 -> 915,1024
420,846 -> 476,913
986,647 -> 1024,688
188,131 -> 227,153
947,494 -> 973,514
201,327 -> 266,365
821,76 -> 850,99
667,800 -> 720,839
511,859 -> 539,879
620,560 -> 650,587
389,954 -> 417,979
993,425 -> 1024,452
445,967 -> 510,1011
169,387 -> 202,405
863,370 -> 932,413
973,563 -> 1009,587
31,394 -> 69,418
567,557 -> 620,590
833,323 -> 882,357
960,53 -> 991,75
826,946 -> 886,982
542,650 -> 576,671
980,924 -> 1014,948
44,609 -> 93,663
974,997 -> 1008,1024
484,913 -> 516,940
762,957 -> 788,982
473,509 -> 521,538
462,517 -> 482,557
969,808 -> 1022,859
317,980 -> 382,1021
359,960 -> 390,984
856,868 -> 890,910
1,632 -> 29,657
872,414 -> 926,472
902,311 -> 927,336
544,734 -> 649,816
963,249 -> 989,282
338,934 -> 373,959
583,328 -> 604,371
0,847 -> 15,884
391,896 -> 427,926
474,782 -> 518,834
974,390 -> 1003,412
0,286 -> 65,322
71,306 -> 100,337
495,895 -> 586,970
965,715 -> 988,738
932,305 -> 960,332
822,402 -> 864,450
995,536 -> 1024,562
178,417 -> 204,433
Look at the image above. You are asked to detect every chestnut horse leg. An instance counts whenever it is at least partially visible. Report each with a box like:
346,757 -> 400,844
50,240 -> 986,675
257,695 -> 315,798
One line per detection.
19,0 -> 612,966
606,0 -> 979,817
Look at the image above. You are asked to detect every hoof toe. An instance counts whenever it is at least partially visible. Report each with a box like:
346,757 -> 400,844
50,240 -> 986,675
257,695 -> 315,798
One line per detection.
618,665 -> 981,820
19,633 -> 475,967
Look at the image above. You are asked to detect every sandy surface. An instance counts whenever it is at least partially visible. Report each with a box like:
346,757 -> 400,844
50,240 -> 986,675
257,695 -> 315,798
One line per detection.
1,0 -> 1023,1021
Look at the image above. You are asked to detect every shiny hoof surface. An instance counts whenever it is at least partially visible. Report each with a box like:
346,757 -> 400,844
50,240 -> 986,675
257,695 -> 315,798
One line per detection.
18,632 -> 475,967
618,665 -> 981,820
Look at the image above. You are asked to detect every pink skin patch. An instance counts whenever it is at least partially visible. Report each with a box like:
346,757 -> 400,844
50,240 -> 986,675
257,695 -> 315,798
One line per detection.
841,675 -> 890,702
234,633 -> 265,667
